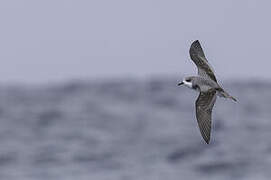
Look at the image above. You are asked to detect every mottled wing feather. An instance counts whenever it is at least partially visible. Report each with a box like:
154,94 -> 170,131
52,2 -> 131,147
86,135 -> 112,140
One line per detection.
189,40 -> 217,82
195,90 -> 217,144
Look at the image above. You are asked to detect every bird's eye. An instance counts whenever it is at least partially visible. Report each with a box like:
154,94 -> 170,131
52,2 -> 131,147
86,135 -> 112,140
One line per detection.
186,79 -> 191,82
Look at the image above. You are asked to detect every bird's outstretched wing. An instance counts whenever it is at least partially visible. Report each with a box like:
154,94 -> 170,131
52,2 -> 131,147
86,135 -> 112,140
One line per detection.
195,89 -> 217,144
189,40 -> 217,82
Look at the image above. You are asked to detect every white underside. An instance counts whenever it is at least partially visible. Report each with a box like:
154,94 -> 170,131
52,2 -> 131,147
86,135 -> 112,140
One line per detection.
199,85 -> 212,92
183,81 -> 193,88
183,80 -> 212,92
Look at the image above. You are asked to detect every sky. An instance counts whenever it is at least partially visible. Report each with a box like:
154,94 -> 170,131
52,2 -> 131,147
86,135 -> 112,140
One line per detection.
0,0 -> 270,83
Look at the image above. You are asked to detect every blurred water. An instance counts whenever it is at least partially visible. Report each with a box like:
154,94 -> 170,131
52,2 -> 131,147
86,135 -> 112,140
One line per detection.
0,78 -> 270,180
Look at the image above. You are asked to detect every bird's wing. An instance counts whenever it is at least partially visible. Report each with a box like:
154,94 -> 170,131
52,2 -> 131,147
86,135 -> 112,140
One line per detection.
195,89 -> 217,144
189,40 -> 217,82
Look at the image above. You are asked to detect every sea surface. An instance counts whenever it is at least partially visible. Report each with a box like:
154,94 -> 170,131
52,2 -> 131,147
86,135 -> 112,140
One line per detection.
0,78 -> 271,180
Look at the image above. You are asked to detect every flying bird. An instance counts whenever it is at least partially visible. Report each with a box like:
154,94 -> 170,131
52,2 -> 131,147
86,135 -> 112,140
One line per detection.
178,40 -> 236,144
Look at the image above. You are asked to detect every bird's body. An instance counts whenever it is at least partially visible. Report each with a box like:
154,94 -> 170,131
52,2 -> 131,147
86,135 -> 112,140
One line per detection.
183,76 -> 219,92
178,40 -> 236,144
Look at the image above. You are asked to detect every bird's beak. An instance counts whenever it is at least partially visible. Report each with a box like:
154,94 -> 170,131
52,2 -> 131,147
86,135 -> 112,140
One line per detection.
177,82 -> 184,86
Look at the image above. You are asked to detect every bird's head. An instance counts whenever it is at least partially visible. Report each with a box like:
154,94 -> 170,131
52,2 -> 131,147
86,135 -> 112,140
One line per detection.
177,77 -> 193,88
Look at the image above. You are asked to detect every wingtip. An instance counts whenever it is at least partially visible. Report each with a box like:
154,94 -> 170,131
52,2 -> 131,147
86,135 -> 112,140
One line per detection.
201,133 -> 211,144
204,138 -> 210,144
190,40 -> 205,58
192,40 -> 200,45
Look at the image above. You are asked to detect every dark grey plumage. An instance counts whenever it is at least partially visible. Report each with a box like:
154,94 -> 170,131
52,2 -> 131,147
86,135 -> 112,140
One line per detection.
189,40 -> 217,82
195,90 -> 216,144
178,40 -> 236,144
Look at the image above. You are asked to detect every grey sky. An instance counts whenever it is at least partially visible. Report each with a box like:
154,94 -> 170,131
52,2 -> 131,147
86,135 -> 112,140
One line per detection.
0,0 -> 270,83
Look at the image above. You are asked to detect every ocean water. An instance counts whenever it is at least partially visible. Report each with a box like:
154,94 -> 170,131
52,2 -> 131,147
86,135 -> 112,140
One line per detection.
0,78 -> 270,180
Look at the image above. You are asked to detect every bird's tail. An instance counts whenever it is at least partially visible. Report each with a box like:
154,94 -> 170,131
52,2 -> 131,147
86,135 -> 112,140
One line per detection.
217,90 -> 237,102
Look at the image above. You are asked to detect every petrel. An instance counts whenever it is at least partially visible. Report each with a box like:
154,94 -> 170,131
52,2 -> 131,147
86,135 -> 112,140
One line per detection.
178,40 -> 236,144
